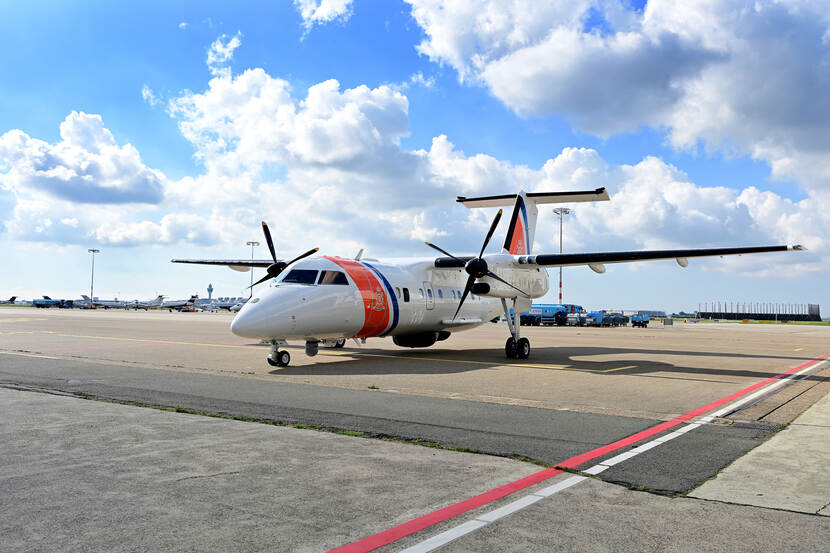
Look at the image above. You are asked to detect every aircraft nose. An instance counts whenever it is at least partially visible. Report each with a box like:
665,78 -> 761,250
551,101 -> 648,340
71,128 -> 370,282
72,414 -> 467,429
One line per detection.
231,307 -> 261,338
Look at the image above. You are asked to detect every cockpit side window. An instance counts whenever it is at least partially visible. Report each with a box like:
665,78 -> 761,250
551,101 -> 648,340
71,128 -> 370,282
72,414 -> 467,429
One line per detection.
317,270 -> 349,285
281,269 -> 319,284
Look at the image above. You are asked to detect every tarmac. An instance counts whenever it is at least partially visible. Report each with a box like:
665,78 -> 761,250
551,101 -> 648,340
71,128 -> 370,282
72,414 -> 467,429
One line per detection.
1,307 -> 829,551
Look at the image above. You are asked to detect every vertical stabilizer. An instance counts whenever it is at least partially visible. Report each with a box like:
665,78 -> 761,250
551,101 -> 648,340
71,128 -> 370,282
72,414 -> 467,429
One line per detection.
502,191 -> 537,255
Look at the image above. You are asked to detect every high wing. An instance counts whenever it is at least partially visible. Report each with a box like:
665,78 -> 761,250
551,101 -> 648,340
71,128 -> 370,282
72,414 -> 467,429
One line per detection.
517,245 -> 805,269
171,259 -> 276,272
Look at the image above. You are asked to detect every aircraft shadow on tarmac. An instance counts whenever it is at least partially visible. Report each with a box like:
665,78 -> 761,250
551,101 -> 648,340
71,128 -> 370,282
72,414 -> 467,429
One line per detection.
266,344 -> 829,384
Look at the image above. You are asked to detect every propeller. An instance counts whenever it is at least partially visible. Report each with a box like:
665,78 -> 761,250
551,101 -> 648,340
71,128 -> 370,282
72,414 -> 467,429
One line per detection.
249,221 -> 319,288
425,209 -> 527,321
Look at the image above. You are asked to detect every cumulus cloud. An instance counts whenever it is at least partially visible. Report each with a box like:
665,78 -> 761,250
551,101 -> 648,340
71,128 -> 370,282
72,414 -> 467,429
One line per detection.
0,111 -> 166,204
405,0 -> 830,191
141,85 -> 161,107
294,0 -> 354,31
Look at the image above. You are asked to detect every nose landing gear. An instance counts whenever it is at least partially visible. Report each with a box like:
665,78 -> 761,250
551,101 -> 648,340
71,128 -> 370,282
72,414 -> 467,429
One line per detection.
267,340 -> 291,367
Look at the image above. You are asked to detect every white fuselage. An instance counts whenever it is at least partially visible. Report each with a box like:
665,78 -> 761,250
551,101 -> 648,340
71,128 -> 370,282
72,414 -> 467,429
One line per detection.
230,255 -> 549,342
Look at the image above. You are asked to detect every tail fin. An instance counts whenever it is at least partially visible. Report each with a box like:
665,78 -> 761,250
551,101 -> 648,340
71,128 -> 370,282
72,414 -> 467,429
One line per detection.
503,192 -> 535,255
456,187 -> 609,255
82,295 -> 90,301
7,296 -> 15,302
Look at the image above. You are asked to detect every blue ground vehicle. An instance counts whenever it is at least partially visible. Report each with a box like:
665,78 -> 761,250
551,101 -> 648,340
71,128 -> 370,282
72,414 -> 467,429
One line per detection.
632,313 -> 650,327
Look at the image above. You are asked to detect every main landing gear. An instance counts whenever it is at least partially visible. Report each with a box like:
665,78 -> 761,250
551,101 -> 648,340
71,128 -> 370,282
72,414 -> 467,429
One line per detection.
267,340 -> 291,367
501,298 -> 531,359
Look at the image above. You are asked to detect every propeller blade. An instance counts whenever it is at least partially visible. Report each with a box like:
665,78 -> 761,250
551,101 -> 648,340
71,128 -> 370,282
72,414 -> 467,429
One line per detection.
248,273 -> 273,289
486,270 -> 528,297
479,209 -> 503,258
285,247 -> 320,266
452,274 -> 476,321
425,242 -> 464,263
261,221 -> 277,263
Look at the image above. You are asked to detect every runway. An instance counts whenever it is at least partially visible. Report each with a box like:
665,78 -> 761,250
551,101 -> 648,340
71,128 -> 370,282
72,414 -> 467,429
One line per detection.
1,307 -> 829,551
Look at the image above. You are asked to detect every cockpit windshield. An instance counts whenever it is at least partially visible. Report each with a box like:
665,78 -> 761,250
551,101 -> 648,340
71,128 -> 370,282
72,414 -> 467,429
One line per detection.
280,269 -> 318,285
317,270 -> 348,285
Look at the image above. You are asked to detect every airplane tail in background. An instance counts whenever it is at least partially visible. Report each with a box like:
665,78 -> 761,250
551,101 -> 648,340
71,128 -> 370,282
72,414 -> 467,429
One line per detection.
456,188 -> 610,255
6,296 -> 15,302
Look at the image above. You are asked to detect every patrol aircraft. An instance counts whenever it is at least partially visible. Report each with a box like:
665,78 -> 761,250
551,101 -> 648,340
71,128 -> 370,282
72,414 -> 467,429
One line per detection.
0,296 -> 17,305
173,189 -> 803,367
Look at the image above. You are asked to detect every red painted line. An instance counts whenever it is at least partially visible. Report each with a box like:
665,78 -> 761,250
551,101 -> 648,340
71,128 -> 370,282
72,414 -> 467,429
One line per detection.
328,353 -> 830,553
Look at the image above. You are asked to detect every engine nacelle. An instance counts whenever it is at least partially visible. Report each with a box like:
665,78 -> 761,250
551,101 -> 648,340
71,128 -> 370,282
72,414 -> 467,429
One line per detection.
393,332 -> 439,348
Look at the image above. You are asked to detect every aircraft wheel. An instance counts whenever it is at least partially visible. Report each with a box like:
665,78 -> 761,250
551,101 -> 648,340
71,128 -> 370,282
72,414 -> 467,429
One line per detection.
334,339 -> 346,348
517,337 -> 530,359
267,350 -> 291,367
505,337 -> 518,359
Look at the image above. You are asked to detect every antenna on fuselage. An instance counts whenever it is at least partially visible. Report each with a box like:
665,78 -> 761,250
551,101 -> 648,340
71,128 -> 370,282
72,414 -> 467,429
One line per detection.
354,248 -> 364,261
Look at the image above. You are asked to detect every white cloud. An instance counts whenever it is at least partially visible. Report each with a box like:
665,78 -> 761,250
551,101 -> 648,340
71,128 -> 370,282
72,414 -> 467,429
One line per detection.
405,0 -> 830,192
0,111 -> 166,205
141,85 -> 160,107
207,32 -> 242,77
294,0 -> 354,31
178,22 -> 188,30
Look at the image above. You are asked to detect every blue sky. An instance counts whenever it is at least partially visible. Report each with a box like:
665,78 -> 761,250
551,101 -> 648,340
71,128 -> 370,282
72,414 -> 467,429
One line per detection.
1,1 -> 827,314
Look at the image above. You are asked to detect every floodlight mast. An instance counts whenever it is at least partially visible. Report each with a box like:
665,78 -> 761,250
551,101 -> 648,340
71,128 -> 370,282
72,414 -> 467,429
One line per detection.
246,241 -> 260,297
552,208 -> 572,303
88,248 -> 100,302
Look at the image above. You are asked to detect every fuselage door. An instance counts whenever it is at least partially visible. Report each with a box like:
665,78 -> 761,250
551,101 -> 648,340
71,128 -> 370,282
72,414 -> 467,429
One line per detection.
423,282 -> 434,310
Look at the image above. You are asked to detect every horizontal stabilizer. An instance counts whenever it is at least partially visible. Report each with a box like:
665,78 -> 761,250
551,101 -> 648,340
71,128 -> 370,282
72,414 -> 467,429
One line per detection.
457,188 -> 609,208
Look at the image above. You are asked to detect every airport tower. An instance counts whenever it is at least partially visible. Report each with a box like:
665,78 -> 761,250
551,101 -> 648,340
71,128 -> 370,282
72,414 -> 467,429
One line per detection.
207,283 -> 213,300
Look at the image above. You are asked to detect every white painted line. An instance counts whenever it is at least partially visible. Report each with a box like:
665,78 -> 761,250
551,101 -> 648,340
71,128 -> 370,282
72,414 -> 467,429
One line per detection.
600,449 -> 642,467
397,357 -> 830,553
475,494 -> 545,523
0,350 -> 61,360
398,520 -> 488,553
702,359 -> 827,421
630,440 -> 663,454
655,429 -> 688,443
534,475 -> 587,497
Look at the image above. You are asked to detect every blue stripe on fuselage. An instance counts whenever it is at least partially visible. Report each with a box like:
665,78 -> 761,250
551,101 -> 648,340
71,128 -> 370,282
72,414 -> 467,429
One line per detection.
361,261 -> 399,336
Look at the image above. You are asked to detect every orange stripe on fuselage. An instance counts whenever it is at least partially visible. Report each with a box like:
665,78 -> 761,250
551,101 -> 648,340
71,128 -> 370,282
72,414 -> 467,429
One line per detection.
324,256 -> 390,338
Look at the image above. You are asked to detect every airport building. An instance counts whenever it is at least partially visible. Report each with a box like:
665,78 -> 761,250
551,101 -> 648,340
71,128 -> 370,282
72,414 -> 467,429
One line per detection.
697,302 -> 821,322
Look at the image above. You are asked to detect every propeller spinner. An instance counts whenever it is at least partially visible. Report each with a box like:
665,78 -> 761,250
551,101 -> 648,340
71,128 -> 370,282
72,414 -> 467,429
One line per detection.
249,221 -> 319,288
425,209 -> 527,321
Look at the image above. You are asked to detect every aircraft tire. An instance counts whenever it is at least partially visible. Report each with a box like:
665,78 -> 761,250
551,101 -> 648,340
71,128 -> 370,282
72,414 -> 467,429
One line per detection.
517,338 -> 530,359
277,350 -> 291,366
505,337 -> 518,359
267,356 -> 279,367
334,339 -> 346,348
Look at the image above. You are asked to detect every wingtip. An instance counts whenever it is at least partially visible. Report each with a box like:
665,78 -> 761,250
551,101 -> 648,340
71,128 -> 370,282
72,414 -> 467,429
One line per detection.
791,244 -> 807,251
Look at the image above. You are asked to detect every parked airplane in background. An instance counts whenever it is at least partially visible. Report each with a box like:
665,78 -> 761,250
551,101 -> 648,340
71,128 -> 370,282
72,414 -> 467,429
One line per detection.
81,295 -> 128,309
161,295 -> 199,311
32,296 -> 67,308
0,296 -> 17,305
174,188 -> 803,367
132,295 -> 166,310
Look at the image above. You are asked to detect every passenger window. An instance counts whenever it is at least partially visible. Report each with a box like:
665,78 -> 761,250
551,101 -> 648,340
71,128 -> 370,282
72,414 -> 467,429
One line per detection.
451,290 -> 456,299
281,269 -> 318,284
437,289 -> 443,299
418,288 -> 424,298
317,270 -> 348,285
427,289 -> 433,298
402,288 -> 410,302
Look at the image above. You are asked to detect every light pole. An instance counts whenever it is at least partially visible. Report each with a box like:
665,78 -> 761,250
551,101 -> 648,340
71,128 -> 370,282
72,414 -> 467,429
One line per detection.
246,241 -> 260,297
552,207 -> 572,304
88,248 -> 100,301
